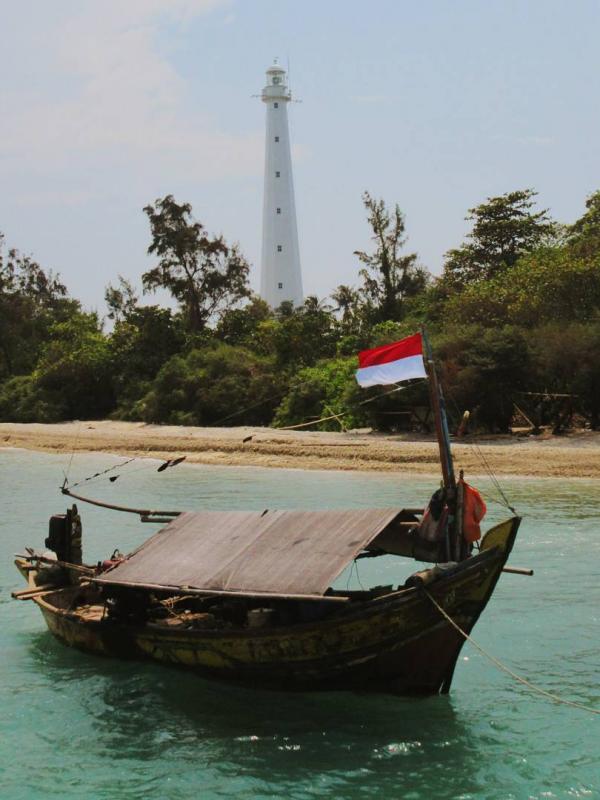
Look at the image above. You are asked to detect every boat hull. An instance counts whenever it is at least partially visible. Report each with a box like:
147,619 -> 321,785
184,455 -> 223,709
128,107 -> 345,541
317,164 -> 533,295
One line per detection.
18,518 -> 519,695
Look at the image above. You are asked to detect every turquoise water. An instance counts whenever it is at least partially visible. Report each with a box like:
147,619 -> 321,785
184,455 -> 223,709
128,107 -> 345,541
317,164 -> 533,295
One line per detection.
1,449 -> 598,799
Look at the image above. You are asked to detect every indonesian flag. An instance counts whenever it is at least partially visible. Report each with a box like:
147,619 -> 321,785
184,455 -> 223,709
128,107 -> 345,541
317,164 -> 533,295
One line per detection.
356,333 -> 427,388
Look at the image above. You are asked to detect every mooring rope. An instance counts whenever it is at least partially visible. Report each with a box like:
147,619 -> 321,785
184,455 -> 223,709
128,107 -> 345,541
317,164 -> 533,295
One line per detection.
277,379 -> 425,431
470,442 -> 517,514
445,389 -> 518,515
64,420 -> 83,484
424,589 -> 600,716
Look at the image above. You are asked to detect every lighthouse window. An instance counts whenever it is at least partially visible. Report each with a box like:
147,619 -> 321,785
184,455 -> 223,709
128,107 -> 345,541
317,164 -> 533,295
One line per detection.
274,136 -> 279,142
277,245 -> 282,252
274,102 -> 279,108
278,283 -> 283,289
276,207 -> 281,214
275,171 -> 280,177
273,76 -> 281,85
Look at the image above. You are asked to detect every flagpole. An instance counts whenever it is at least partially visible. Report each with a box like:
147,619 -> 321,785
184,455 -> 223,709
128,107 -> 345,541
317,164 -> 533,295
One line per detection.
421,329 -> 456,494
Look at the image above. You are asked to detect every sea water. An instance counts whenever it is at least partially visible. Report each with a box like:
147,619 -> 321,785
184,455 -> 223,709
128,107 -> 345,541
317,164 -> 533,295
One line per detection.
0,448 -> 598,800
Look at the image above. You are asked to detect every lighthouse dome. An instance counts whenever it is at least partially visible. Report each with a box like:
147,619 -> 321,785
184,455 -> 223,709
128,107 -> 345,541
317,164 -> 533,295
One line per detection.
266,61 -> 285,74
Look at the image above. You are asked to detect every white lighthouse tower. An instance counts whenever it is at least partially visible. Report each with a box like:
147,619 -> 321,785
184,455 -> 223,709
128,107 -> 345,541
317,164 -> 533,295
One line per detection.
260,60 -> 303,308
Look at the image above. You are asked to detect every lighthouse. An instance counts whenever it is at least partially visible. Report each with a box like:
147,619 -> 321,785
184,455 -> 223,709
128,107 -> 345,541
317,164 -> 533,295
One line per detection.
259,60 -> 303,309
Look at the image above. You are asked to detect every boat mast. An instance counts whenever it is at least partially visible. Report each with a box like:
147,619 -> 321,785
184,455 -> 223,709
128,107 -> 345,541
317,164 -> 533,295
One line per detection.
421,329 -> 456,494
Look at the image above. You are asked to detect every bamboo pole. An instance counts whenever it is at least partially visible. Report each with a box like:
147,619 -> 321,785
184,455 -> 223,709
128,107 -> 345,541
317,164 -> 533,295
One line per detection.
62,487 -> 180,518
11,585 -> 57,600
92,578 -> 350,604
421,329 -> 455,492
502,566 -> 534,576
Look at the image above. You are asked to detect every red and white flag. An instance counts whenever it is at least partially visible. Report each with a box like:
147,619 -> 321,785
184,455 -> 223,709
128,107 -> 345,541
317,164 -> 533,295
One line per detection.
356,333 -> 427,388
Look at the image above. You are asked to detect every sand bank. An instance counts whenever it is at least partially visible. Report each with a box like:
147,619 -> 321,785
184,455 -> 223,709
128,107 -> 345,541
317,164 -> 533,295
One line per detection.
2,421 -> 600,478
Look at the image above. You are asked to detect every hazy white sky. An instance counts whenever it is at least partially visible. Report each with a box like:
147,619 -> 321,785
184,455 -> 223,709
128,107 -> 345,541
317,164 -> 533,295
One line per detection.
1,0 -> 599,311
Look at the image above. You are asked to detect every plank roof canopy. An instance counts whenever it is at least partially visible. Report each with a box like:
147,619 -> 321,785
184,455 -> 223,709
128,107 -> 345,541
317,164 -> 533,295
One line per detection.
94,508 -> 403,600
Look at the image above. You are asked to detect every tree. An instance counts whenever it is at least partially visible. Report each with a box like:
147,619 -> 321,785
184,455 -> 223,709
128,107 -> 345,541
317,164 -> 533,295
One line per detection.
437,326 -> 531,432
568,190 -> 600,259
138,343 -> 281,426
354,192 -> 429,322
0,235 -> 76,378
331,284 -> 360,325
269,296 -> 338,369
445,246 -> 600,328
142,195 -> 251,332
34,312 -> 115,420
105,275 -> 139,321
443,189 -> 555,288
109,306 -> 184,416
216,296 -> 272,347
273,357 -> 365,431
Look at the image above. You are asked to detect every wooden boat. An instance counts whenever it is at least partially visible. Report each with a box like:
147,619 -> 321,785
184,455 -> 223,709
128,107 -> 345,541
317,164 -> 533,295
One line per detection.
12,332 -> 524,696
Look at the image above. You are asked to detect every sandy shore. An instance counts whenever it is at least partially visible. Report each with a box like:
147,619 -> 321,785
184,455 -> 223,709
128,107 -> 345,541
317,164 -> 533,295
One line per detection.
2,420 -> 600,478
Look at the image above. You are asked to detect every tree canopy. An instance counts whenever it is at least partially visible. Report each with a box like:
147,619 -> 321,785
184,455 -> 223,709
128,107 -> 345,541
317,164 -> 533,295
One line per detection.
2,186 -> 600,434
354,192 -> 430,322
143,195 -> 251,332
442,189 -> 555,289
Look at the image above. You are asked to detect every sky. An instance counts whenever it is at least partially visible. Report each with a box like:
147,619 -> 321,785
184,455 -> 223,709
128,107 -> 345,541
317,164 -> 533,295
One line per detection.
1,0 -> 599,313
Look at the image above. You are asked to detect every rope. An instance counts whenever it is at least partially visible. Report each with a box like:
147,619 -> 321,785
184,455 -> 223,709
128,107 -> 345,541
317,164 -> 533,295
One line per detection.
64,421 -> 83,483
69,457 -> 137,488
424,588 -> 600,716
445,388 -> 517,515
470,442 -> 517,514
276,379 -> 425,431
210,390 -> 286,426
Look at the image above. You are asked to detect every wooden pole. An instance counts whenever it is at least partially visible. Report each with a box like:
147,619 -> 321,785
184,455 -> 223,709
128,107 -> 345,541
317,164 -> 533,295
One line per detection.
455,471 -> 465,562
62,487 -> 180,518
92,578 -> 350,604
502,566 -> 534,576
421,329 -> 455,492
421,328 -> 458,562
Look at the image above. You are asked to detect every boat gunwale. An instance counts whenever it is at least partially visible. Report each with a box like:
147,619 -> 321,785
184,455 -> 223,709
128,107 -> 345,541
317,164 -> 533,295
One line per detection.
16,537 -> 508,643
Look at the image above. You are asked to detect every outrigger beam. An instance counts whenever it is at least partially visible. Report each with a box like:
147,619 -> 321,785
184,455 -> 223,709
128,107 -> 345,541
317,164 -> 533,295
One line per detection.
61,486 -> 180,519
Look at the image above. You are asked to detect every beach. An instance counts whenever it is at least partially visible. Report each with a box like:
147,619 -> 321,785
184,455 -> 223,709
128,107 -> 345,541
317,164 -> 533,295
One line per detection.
2,420 -> 600,478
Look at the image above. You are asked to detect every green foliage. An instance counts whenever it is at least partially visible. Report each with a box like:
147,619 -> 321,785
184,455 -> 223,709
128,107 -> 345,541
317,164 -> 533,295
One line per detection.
442,189 -> 555,289
445,247 -> 600,327
4,187 -> 600,434
137,343 -> 282,426
109,306 -> 185,417
436,326 -> 531,432
143,195 -> 251,332
250,297 -> 338,370
529,322 -> 600,429
0,235 -> 77,379
368,320 -> 418,347
274,357 -> 366,431
104,276 -> 139,321
0,375 -> 64,423
35,312 -> 115,419
215,296 -> 271,347
354,192 -> 429,322
568,190 -> 600,260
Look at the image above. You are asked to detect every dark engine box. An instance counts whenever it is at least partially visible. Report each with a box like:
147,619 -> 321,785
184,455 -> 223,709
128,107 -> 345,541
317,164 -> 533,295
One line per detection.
45,509 -> 82,564
46,514 -> 69,562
